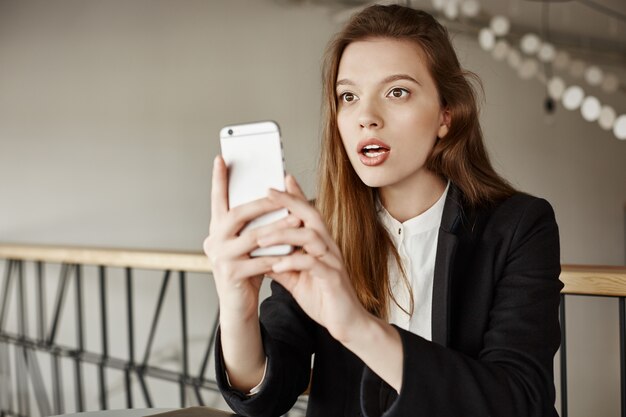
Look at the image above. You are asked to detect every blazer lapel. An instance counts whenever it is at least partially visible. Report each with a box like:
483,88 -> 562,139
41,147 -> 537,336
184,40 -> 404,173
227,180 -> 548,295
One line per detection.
431,183 -> 463,347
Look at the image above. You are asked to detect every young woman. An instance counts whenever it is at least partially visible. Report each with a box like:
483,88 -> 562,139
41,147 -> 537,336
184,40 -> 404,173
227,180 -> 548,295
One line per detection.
204,5 -> 562,417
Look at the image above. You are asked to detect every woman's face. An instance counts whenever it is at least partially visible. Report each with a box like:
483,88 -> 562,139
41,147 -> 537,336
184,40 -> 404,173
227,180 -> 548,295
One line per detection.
336,38 -> 449,190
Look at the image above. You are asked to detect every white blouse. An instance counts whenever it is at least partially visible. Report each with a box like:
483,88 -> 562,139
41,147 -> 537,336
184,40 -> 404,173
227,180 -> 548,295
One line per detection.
377,181 -> 450,341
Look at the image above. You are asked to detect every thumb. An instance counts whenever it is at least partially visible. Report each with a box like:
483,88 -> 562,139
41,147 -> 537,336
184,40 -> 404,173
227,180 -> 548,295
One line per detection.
285,174 -> 307,200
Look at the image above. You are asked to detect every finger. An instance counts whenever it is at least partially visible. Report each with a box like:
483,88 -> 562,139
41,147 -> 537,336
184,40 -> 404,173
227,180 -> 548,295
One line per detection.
267,189 -> 340,258
285,174 -> 307,200
224,257 -> 280,282
220,197 -> 282,237
211,155 -> 228,220
220,215 -> 301,259
258,228 -> 325,253
271,253 -> 334,278
266,270 -> 300,293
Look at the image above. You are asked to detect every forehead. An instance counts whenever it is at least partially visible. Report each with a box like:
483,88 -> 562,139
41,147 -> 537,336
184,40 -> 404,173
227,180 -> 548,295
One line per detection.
337,38 -> 431,83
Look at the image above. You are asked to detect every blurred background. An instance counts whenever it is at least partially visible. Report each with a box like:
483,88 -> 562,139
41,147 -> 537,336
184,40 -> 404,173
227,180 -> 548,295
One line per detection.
0,0 -> 624,416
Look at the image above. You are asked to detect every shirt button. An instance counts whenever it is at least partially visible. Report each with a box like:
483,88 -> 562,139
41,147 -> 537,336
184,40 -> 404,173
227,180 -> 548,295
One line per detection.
398,227 -> 401,235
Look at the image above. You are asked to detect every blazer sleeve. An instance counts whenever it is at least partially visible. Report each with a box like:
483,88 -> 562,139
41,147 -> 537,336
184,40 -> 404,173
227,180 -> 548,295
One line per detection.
360,197 -> 563,417
215,280 -> 315,417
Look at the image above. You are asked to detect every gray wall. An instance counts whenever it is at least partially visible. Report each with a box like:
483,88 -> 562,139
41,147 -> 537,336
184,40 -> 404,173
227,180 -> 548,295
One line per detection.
0,0 -> 625,415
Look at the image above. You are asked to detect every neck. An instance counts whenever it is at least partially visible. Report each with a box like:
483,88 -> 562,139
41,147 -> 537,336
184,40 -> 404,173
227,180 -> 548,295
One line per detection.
378,170 -> 446,223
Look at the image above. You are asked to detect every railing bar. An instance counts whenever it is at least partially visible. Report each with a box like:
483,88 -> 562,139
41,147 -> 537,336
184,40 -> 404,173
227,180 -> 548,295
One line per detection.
141,270 -> 171,367
126,268 -> 135,365
619,297 -> 626,417
75,265 -> 84,352
47,264 -> 71,345
0,341 -> 14,414
98,363 -> 108,410
16,262 -> 27,339
199,307 -> 220,381
14,345 -> 28,417
124,367 -> 133,408
179,382 -> 185,408
0,260 -> 14,332
25,348 -> 52,417
36,261 -> 46,343
559,293 -> 568,417
99,266 -> 109,359
51,351 -> 64,415
74,356 -> 84,412
137,371 -> 153,408
180,271 -> 189,381
193,383 -> 205,406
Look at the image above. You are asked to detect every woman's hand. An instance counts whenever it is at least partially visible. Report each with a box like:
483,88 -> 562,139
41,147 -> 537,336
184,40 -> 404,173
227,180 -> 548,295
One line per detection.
203,156 -> 302,324
261,175 -> 370,344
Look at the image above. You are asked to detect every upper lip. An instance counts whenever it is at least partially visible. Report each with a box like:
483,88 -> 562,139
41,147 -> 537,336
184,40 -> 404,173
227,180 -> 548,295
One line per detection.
356,138 -> 391,153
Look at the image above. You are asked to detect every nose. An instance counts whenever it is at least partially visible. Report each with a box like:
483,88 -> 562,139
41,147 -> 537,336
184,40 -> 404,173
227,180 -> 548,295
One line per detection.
358,99 -> 383,129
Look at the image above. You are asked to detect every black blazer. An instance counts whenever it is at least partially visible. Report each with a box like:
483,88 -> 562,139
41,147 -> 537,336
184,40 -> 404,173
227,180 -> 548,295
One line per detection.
215,184 -> 562,417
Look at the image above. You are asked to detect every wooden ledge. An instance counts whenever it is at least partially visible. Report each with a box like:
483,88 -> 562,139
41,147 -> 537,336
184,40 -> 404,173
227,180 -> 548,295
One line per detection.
0,244 -> 212,273
561,265 -> 626,297
0,245 -> 625,296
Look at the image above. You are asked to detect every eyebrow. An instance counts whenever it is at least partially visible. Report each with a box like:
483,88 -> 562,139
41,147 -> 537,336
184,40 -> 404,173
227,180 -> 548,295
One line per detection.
336,74 -> 422,88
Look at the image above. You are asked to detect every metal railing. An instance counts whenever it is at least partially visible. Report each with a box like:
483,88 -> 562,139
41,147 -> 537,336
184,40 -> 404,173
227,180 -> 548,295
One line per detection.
1,244 -> 625,417
0,244 -> 307,417
559,265 -> 626,417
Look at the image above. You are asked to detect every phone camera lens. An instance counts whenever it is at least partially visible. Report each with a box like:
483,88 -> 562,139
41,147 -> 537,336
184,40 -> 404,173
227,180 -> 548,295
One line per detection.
227,129 -> 233,135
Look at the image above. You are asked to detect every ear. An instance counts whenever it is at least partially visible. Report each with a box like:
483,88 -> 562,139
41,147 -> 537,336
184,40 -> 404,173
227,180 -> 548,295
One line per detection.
437,108 -> 451,139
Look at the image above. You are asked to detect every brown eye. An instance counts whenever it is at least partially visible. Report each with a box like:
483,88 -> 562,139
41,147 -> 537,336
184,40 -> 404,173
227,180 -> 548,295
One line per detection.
388,88 -> 409,98
341,92 -> 355,102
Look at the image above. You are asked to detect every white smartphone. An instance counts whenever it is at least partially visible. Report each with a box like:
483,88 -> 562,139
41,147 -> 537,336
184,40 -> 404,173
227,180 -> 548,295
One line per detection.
219,120 -> 293,257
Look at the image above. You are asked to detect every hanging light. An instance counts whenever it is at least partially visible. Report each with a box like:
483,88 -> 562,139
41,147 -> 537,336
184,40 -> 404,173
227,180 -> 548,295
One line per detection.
538,43 -> 556,63
601,73 -> 619,93
461,0 -> 480,17
492,40 -> 510,61
580,96 -> 601,122
614,115 -> 626,140
432,0 -> 447,11
507,49 -> 522,69
547,77 -> 566,100
520,33 -> 541,55
443,0 -> 459,20
562,86 -> 585,110
553,51 -> 570,70
478,28 -> 496,51
598,106 -> 616,130
518,58 -> 539,80
584,66 -> 604,86
490,16 -> 511,36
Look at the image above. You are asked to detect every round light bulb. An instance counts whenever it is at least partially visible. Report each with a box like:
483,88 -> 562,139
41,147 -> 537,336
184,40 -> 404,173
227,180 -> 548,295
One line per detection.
601,73 -> 620,93
614,115 -> 626,140
478,28 -> 496,51
553,51 -> 570,70
490,16 -> 510,36
598,105 -> 616,130
518,58 -> 539,80
581,96 -> 601,122
432,0 -> 447,11
562,86 -> 585,110
584,66 -> 604,86
492,40 -> 510,61
548,77 -> 566,100
461,0 -> 480,17
538,43 -> 556,62
520,33 -> 541,55
444,0 -> 459,20
570,60 -> 586,78
507,49 -> 521,68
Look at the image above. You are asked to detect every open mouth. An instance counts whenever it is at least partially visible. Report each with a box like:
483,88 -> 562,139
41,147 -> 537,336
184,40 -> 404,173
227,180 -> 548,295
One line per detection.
361,144 -> 390,157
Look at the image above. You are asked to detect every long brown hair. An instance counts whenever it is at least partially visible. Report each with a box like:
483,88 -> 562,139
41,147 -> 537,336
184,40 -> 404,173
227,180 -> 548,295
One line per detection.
316,5 -> 516,319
